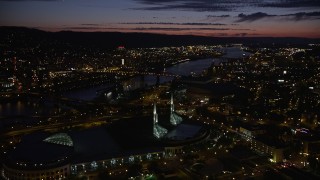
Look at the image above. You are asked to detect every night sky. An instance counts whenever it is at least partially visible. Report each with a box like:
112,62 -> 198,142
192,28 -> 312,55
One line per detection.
1,0 -> 320,38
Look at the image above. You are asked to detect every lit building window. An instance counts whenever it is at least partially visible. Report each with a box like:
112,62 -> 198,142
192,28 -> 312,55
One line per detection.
129,156 -> 134,163
91,161 -> 98,170
111,159 -> 116,165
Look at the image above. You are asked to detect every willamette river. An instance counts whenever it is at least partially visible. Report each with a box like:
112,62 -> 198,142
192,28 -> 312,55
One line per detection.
0,47 -> 250,117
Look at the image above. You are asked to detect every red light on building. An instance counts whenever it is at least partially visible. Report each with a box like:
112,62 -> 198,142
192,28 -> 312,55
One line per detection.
117,46 -> 125,50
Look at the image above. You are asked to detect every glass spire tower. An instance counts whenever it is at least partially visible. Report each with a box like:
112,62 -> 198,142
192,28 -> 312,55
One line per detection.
153,103 -> 168,138
170,94 -> 183,126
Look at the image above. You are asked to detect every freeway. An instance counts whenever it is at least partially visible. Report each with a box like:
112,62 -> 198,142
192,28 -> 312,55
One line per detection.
0,114 -> 150,138
1,119 -> 106,138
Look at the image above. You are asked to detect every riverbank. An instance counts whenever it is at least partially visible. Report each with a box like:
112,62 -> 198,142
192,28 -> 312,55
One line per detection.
164,53 -> 223,69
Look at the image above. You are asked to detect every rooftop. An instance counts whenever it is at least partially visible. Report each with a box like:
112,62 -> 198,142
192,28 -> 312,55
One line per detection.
43,133 -> 73,147
165,124 -> 202,141
5,115 -> 208,168
5,132 -> 73,170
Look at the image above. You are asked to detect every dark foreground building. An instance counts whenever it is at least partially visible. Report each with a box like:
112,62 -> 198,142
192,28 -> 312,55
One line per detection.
2,115 -> 210,180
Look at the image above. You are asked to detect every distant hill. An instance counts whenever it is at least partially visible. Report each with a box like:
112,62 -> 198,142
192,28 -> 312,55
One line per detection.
1,26 -> 319,49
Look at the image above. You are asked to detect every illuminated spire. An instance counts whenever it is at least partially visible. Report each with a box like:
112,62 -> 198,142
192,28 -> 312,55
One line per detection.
153,103 -> 158,124
153,103 -> 167,138
170,93 -> 183,126
170,93 -> 174,112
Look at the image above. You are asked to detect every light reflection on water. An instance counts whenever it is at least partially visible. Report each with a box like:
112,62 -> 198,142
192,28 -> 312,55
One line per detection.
64,47 -> 250,100
166,58 -> 216,76
1,47 -> 250,115
0,100 -> 55,117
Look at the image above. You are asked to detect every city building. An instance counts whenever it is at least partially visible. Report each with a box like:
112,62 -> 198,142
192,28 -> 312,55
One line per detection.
2,106 -> 209,180
250,136 -> 286,163
239,124 -> 286,163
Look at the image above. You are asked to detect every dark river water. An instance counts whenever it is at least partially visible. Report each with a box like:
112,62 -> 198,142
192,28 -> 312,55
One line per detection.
0,47 -> 250,117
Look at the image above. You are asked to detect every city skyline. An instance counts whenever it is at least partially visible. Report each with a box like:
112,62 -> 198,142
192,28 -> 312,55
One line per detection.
1,0 -> 320,38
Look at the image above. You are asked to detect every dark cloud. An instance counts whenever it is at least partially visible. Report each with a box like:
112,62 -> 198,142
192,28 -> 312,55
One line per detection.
133,0 -> 320,12
259,0 -> 320,8
133,27 -> 231,31
233,33 -> 264,37
282,12 -> 320,21
133,27 -> 252,31
133,0 -> 236,11
61,27 -> 230,32
133,4 -> 231,12
236,12 -> 275,22
204,14 -> 235,24
207,15 -> 230,18
0,0 -> 60,1
119,22 -> 228,26
236,11 -> 320,22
